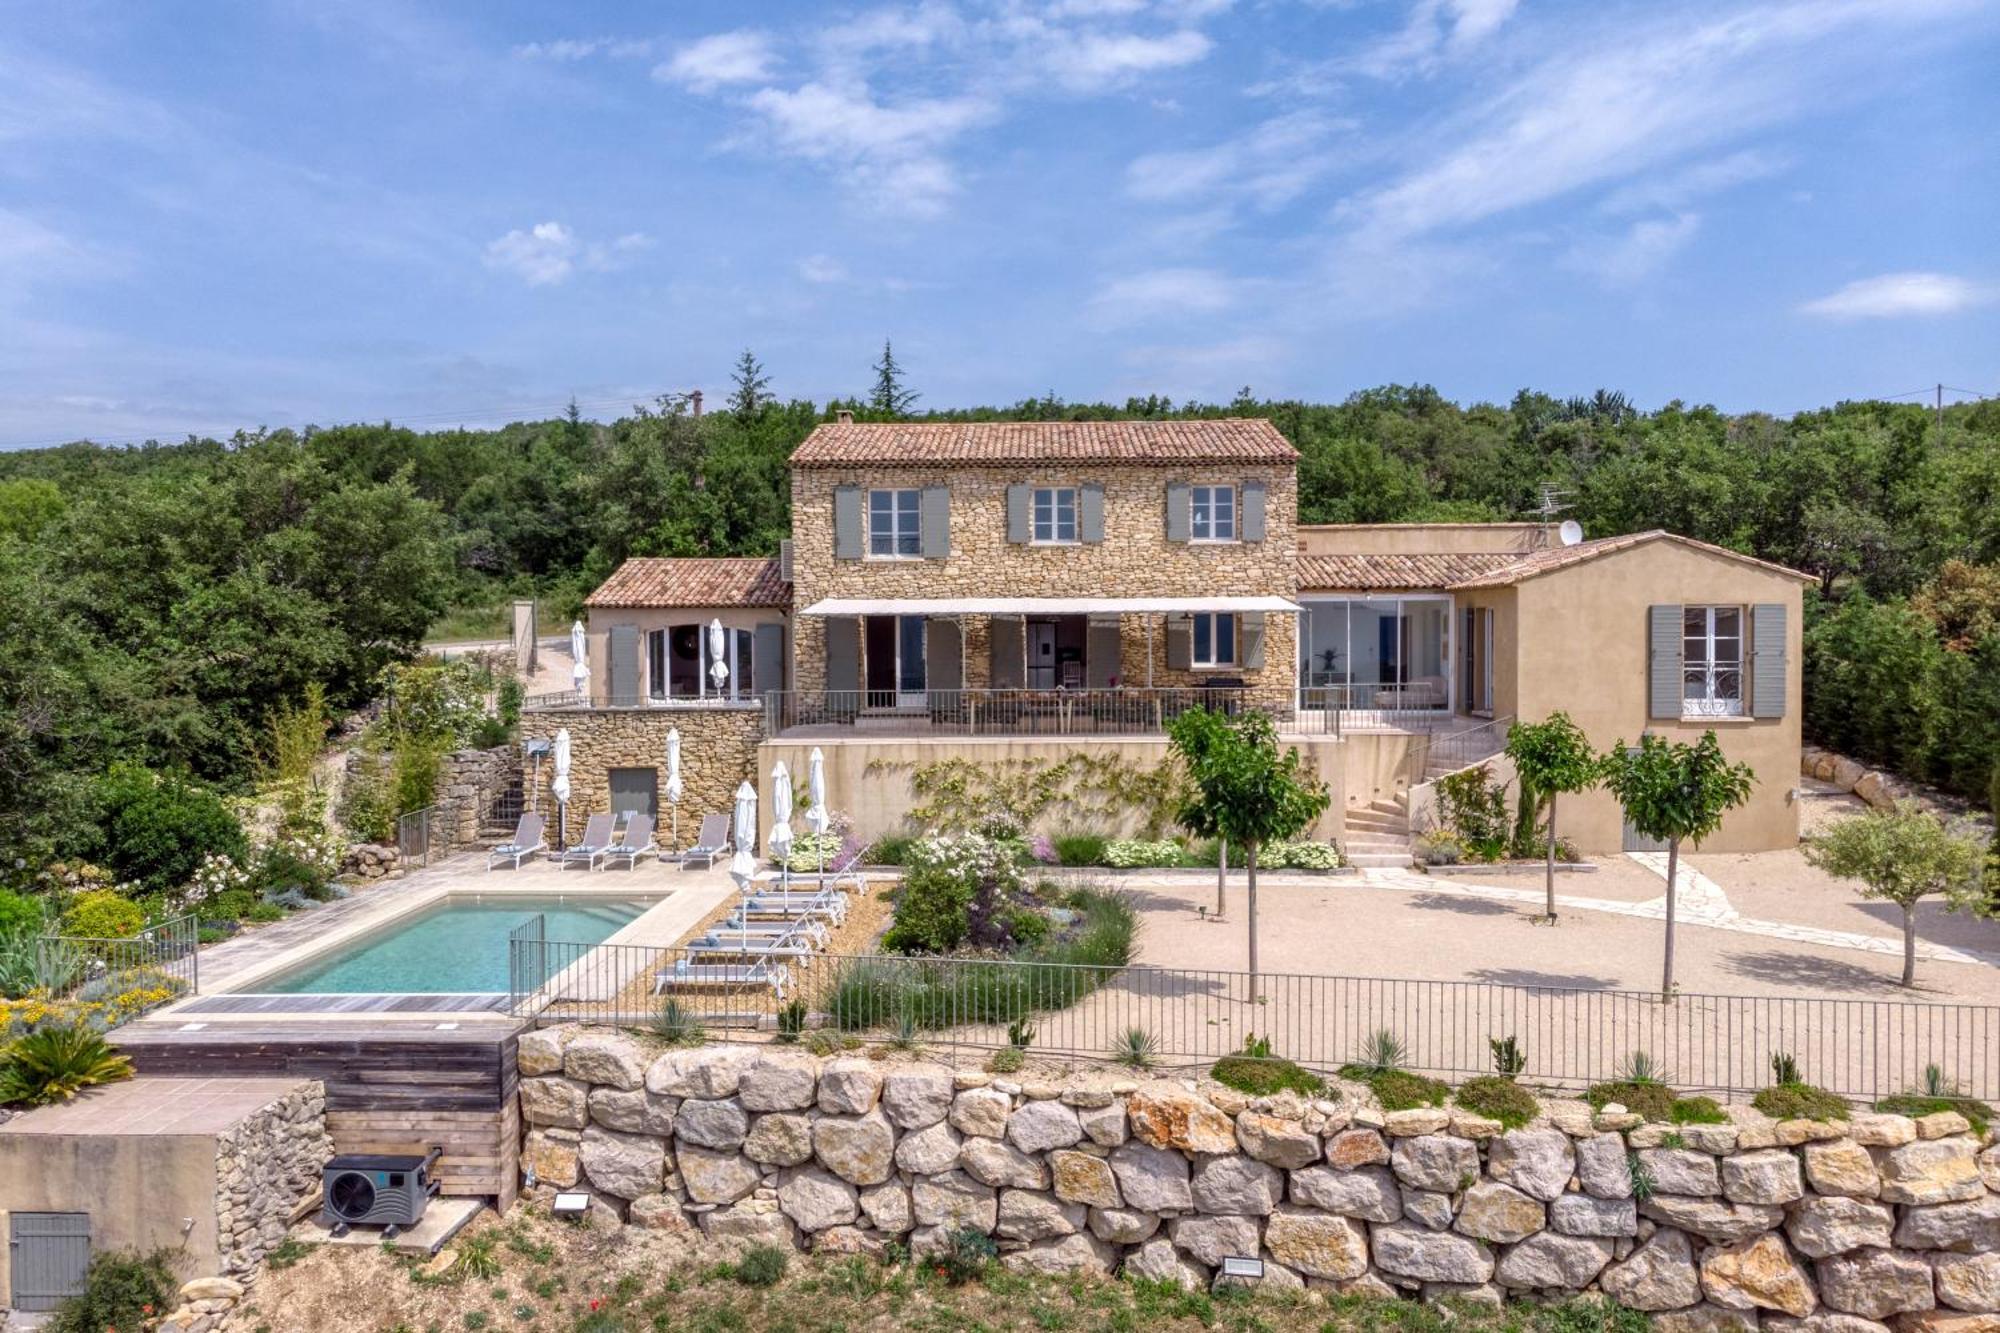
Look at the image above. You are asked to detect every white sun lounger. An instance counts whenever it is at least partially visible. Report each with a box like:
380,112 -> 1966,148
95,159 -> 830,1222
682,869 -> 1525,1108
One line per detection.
604,813 -> 657,870
487,812 -> 547,871
655,955 -> 790,998
562,813 -> 616,871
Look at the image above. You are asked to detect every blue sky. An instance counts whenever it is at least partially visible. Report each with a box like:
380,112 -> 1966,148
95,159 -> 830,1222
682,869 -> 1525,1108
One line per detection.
2,0 -> 1996,448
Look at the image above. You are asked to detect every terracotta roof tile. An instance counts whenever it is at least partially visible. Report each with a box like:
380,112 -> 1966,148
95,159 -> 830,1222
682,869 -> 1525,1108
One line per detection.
789,418 -> 1299,468
1446,531 -> 1814,589
585,557 -> 790,609
1296,551 -> 1520,591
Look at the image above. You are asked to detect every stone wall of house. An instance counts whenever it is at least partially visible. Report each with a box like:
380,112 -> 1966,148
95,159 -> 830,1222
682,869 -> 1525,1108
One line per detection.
788,464 -> 1299,701
519,707 -> 766,851
517,1030 -> 2000,1325
212,1080 -> 332,1283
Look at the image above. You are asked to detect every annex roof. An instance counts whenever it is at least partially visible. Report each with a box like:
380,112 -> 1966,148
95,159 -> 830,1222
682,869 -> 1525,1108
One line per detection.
1445,530 -> 1816,589
798,595 -> 1301,617
1295,552 -> 1520,592
584,557 -> 790,610
789,418 -> 1299,469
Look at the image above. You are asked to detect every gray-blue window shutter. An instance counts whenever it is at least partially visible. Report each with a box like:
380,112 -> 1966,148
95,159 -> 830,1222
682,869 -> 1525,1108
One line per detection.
778,539 -> 794,584
1006,484 -> 1030,543
1241,479 -> 1267,542
608,623 -> 638,707
754,622 -> 784,695
826,618 -> 860,693
833,486 -> 862,559
1164,482 -> 1191,542
1240,612 -> 1265,668
1165,615 -> 1192,670
1080,482 -> 1105,543
1751,603 -> 1787,719
920,486 -> 950,558
1648,604 -> 1682,720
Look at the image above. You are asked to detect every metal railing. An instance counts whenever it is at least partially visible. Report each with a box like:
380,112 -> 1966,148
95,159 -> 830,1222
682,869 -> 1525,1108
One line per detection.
763,686 -> 1284,738
522,689 -> 584,711
397,804 -> 453,869
508,940 -> 2000,1102
1426,714 -> 1514,774
35,913 -> 201,1012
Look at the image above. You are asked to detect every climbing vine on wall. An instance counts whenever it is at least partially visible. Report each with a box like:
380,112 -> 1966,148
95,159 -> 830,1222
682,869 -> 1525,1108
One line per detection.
867,753 -> 1192,840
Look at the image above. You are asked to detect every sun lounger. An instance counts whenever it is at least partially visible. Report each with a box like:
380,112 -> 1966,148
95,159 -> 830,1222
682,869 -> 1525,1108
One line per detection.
561,813 -> 616,871
681,813 -> 732,870
487,813 -> 547,871
655,955 -> 790,998
701,916 -> 829,948
736,891 -> 847,924
604,813 -> 657,871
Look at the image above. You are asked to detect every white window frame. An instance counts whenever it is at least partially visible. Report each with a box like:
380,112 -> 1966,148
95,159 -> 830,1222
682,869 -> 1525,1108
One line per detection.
1190,484 -> 1237,542
1031,486 -> 1078,544
867,488 -> 921,558
1192,611 -> 1237,669
1682,604 -> 1744,717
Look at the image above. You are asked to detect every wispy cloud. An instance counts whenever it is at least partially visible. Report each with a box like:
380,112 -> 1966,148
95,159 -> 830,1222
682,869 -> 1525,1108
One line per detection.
797,254 -> 848,284
1563,213 -> 1702,286
1040,29 -> 1212,91
482,222 -> 652,286
655,30 -> 777,92
1799,272 -> 1995,320
1127,110 -> 1354,212
1351,0 -> 1521,79
743,83 -> 995,219
1089,267 -> 1237,326
1599,150 -> 1789,215
513,37 -> 655,62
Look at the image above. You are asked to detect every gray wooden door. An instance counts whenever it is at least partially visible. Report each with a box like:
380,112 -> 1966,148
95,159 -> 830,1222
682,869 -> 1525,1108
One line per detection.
11,1212 -> 90,1311
607,767 -> 658,822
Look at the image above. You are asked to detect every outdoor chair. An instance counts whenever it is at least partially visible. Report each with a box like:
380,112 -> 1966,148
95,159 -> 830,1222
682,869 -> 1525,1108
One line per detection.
486,812 -> 546,871
561,813 -> 616,871
604,813 -> 657,871
655,954 -> 790,999
681,813 -> 732,870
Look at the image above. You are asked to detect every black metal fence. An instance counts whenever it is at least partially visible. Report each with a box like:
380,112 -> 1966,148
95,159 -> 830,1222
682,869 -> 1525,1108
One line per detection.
507,938 -> 2000,1103
34,913 -> 202,1018
397,804 -> 453,869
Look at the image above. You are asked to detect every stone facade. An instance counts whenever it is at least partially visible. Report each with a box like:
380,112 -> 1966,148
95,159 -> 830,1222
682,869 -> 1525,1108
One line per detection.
520,1030 -> 2000,1323
788,464 -> 1300,707
212,1080 -> 332,1282
344,743 -> 520,851
519,706 -> 766,850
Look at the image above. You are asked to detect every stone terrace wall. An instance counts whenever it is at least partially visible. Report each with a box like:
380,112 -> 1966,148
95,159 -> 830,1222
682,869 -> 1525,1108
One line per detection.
518,1029 -> 2000,1329
213,1080 -> 332,1282
519,707 -> 764,850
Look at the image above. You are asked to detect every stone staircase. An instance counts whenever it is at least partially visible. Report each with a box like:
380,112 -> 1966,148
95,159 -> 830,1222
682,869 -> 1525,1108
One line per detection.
1340,718 -> 1514,869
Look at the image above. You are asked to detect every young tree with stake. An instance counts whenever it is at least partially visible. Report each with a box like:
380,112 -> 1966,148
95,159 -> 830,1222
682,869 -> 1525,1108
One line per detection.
1601,731 -> 1754,999
1804,800 -> 1985,987
1504,711 -> 1603,923
1168,708 -> 1330,998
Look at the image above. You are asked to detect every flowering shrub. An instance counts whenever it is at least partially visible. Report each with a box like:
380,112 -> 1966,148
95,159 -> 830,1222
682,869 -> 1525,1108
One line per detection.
1414,829 -> 1464,866
61,890 -> 145,940
1029,834 -> 1058,865
882,833 -> 1028,955
1102,839 -> 1185,869
0,968 -> 186,1040
174,852 -> 248,917
1270,840 -> 1343,871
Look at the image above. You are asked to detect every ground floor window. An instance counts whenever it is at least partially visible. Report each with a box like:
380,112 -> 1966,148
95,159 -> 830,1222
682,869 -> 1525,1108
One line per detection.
1193,612 -> 1237,668
1683,604 -> 1743,716
647,624 -> 756,701
1299,596 -> 1451,711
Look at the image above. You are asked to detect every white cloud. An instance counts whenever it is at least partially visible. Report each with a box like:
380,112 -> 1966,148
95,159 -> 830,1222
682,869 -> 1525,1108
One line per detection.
1127,111 -> 1352,211
1043,29 -> 1212,90
1799,272 -> 1995,320
1599,149 -> 1788,215
1353,0 -> 1520,79
514,37 -> 654,61
744,82 -> 994,218
655,31 -> 776,92
1089,267 -> 1236,325
1563,213 -> 1702,286
482,222 -> 653,286
797,254 -> 849,284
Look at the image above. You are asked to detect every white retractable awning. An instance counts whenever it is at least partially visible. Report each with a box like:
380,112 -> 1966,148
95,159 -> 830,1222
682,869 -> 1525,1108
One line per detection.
798,595 -> 1302,616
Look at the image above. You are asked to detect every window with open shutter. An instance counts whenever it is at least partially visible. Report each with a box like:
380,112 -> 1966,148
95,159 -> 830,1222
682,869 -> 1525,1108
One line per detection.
1751,603 -> 1787,718
1241,480 -> 1267,542
920,486 -> 950,558
1164,482 -> 1191,543
833,486 -> 862,559
1166,615 -> 1193,670
1080,483 -> 1105,543
1647,604 -> 1683,720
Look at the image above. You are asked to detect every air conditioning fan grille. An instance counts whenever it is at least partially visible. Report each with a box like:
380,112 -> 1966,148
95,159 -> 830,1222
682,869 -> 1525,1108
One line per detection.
328,1172 -> 377,1221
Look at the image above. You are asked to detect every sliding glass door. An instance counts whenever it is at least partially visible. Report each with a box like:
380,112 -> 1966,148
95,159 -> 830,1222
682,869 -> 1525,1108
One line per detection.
1299,597 -> 1453,716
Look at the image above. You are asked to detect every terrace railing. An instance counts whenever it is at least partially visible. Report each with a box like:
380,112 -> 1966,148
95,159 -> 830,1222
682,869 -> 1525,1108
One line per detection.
35,912 -> 201,1014
762,686 -> 1283,738
396,804 -> 453,870
508,941 -> 2000,1103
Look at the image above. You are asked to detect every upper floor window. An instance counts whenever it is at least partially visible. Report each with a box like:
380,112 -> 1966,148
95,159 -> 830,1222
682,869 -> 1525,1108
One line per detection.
1191,485 -> 1236,542
869,488 -> 921,557
1683,605 -> 1743,716
1193,612 -> 1237,668
1032,487 -> 1077,543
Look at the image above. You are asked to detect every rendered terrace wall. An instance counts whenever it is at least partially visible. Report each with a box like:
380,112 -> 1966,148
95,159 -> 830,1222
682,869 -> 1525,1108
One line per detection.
518,1030 -> 2000,1325
519,707 -> 765,851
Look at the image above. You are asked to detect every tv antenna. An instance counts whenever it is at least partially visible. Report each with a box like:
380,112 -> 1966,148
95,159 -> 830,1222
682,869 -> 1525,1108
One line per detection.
1524,483 -> 1574,548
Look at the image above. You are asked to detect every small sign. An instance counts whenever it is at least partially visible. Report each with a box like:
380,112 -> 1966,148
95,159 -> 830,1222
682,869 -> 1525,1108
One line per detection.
1220,1255 -> 1264,1280
552,1192 -> 591,1218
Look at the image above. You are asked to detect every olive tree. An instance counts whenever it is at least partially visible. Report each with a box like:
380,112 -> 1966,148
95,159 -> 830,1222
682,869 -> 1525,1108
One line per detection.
1805,801 -> 1986,987
1504,711 -> 1603,923
1601,731 -> 1755,999
1169,708 -> 1330,997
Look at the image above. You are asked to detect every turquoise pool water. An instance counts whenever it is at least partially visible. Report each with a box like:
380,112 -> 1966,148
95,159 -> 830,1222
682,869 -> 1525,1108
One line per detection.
263,896 -> 649,994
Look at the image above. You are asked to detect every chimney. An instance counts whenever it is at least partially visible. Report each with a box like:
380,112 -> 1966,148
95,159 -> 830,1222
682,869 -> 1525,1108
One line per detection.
836,409 -> 854,425
689,389 -> 703,418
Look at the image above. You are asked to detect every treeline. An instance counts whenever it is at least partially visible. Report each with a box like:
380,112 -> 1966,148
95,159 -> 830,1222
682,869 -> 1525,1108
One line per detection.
0,366 -> 1996,878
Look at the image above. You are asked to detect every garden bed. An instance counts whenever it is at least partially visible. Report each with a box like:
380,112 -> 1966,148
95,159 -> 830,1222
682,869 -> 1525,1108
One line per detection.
1421,860 -> 1597,876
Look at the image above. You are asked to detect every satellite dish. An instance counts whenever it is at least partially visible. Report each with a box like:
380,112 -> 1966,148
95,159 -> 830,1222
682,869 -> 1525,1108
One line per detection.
1558,519 -> 1585,547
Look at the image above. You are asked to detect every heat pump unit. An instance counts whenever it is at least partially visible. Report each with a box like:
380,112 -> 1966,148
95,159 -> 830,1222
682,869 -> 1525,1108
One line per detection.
320,1147 -> 443,1238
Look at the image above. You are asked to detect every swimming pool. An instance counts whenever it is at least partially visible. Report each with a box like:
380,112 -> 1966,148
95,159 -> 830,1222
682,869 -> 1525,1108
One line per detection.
261,895 -> 650,994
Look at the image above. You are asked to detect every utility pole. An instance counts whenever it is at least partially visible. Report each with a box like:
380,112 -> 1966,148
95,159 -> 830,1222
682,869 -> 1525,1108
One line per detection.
1937,384 -> 1945,437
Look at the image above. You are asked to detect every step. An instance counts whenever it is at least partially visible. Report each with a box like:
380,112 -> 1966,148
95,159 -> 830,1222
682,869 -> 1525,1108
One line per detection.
1343,833 -> 1410,850
1345,851 -> 1413,868
1345,819 -> 1407,837
1367,800 -> 1407,817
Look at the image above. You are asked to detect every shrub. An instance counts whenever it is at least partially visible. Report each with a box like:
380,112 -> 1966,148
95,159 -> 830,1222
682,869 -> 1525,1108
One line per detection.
1211,1054 -> 1325,1097
1102,839 -> 1185,868
0,1024 -> 135,1105
1269,840 -> 1342,870
1185,838 -> 1246,869
930,1227 -> 997,1285
1878,1093 -> 1992,1133
1669,1095 -> 1729,1125
1585,1080 -> 1677,1122
1455,1075 -> 1539,1129
775,1000 -> 808,1043
1053,833 -> 1109,867
986,1045 -> 1025,1074
1489,1035 -> 1527,1077
61,889 -> 145,939
863,834 -> 915,866
882,833 -> 1024,955
777,830 -> 852,870
337,764 -> 396,843
79,764 -> 248,896
1413,829 -> 1464,866
733,1245 -> 788,1287
1348,1028 -> 1407,1076
1752,1083 -> 1849,1123
1435,764 -> 1511,850
0,889 -> 42,937
1112,1026 -> 1158,1069
390,737 -> 444,817
1350,1068 -> 1449,1111
47,1249 -> 177,1333
650,998 -> 706,1047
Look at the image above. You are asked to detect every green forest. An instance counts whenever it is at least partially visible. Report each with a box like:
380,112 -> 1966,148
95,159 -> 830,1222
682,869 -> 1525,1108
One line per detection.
1,355 -> 1998,890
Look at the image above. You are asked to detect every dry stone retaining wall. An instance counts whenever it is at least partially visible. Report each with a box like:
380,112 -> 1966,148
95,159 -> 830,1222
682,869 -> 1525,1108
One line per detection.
213,1080 -> 332,1282
517,1030 -> 2000,1328
518,707 -> 764,850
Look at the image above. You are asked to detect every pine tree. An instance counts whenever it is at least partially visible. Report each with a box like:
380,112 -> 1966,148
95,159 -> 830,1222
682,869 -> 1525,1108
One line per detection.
728,349 -> 772,422
868,340 -> 919,415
